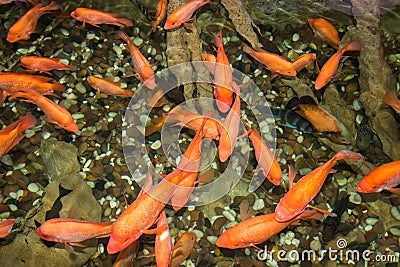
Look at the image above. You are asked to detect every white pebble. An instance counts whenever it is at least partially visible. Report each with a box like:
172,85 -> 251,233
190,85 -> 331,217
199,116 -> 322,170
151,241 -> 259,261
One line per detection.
104,182 -> 112,190
292,33 -> 300,42
365,224 -> 373,232
222,210 -> 236,222
150,140 -> 162,150
133,37 -> 143,46
110,200 -> 117,208
42,132 -> 51,139
207,235 -> 218,245
9,192 -> 17,199
98,243 -> 104,254
192,229 -> 203,239
16,190 -> 24,199
365,217 -> 379,226
391,206 -> 400,221
244,248 -> 251,256
252,199 -> 265,211
297,135 -> 304,144
8,204 -> 18,212
389,227 -> 400,236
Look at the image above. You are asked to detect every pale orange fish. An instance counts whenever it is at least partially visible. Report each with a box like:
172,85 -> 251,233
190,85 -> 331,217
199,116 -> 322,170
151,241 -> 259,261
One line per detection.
308,18 -> 340,49
0,219 -> 16,238
117,30 -> 156,90
7,1 -> 60,43
9,90 -> 78,132
244,123 -> 282,186
315,40 -> 361,90
36,218 -> 113,251
87,76 -> 133,97
216,210 -> 322,249
164,0 -> 210,30
202,53 -> 216,73
382,91 -> 400,114
357,160 -> 400,196
213,31 -> 233,113
0,113 -> 36,158
151,0 -> 168,32
293,53 -> 317,72
70,7 -> 133,28
243,45 -> 296,77
275,150 -> 364,222
155,210 -> 172,267
21,56 -> 76,72
113,240 -> 140,267
171,232 -> 197,267
0,72 -> 64,97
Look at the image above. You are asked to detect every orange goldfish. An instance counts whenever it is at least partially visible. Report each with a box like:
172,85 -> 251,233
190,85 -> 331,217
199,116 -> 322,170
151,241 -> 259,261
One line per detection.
170,232 -> 197,267
117,30 -> 156,90
382,91 -> 400,114
20,56 -> 76,72
170,117 -> 207,210
87,76 -> 133,97
0,72 -> 64,96
315,40 -> 361,90
36,218 -> 113,251
7,1 -> 60,43
275,150 -> 364,222
243,45 -> 296,77
155,210 -> 172,267
216,210 -> 322,249
151,0 -> 168,32
244,123 -> 282,186
0,219 -> 16,238
0,113 -> 36,158
213,31 -> 233,113
308,18 -> 340,49
218,82 -> 241,162
293,53 -> 317,72
357,160 -> 400,195
166,108 -> 222,140
70,7 -> 133,28
113,240 -> 140,267
9,90 -> 78,132
164,0 -> 210,30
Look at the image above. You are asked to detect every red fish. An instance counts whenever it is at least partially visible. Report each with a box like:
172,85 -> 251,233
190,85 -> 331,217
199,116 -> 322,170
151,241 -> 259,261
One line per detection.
244,123 -> 282,186
218,82 -> 241,162
243,45 -> 296,77
36,218 -> 113,251
275,150 -> 364,222
164,0 -> 210,30
357,160 -> 400,195
170,232 -> 197,267
87,76 -> 133,97
0,72 -> 64,97
382,91 -> 400,114
315,41 -> 361,90
155,210 -> 172,267
9,90 -> 78,132
0,113 -> 36,158
117,30 -> 156,90
308,18 -> 340,49
70,7 -> 133,28
7,1 -> 60,43
151,0 -> 168,32
216,210 -> 322,249
213,31 -> 233,113
0,219 -> 16,238
113,240 -> 140,267
293,53 -> 317,72
166,107 -> 222,140
20,56 -> 76,72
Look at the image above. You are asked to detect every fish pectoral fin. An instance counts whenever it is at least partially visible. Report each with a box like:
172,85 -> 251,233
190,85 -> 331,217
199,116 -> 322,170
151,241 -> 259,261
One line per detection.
69,242 -> 85,247
306,205 -> 337,217
65,243 -> 75,253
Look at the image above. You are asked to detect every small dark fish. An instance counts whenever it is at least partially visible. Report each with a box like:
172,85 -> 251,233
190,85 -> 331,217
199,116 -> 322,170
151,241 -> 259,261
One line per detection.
356,118 -> 373,151
322,195 -> 349,242
271,107 -> 314,133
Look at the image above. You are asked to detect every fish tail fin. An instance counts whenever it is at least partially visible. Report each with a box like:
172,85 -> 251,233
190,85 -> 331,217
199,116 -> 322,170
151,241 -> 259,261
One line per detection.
18,113 -> 37,132
51,83 -> 65,92
334,150 -> 364,162
341,41 -> 361,53
117,30 -> 130,43
117,18 -> 134,27
42,0 -> 60,12
297,210 -> 324,221
242,44 -> 253,54
212,30 -> 223,48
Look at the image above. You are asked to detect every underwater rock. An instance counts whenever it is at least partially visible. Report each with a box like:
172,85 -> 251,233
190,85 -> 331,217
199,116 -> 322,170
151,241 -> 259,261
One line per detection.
0,231 -> 91,267
40,140 -> 80,178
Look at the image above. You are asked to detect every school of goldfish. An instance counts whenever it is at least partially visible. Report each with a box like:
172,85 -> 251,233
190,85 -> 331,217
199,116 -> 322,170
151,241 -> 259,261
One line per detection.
1,0 -> 400,266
